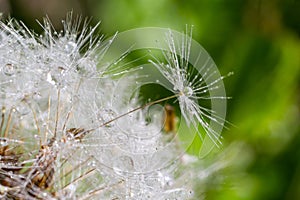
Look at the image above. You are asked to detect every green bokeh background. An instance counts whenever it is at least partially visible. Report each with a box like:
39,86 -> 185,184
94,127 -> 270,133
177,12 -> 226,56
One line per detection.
1,0 -> 300,199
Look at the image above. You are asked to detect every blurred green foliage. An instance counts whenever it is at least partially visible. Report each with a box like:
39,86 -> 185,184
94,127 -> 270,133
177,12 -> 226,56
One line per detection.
3,0 -> 300,199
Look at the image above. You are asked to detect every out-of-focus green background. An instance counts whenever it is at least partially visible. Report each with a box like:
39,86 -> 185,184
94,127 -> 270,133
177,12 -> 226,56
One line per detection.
1,0 -> 299,199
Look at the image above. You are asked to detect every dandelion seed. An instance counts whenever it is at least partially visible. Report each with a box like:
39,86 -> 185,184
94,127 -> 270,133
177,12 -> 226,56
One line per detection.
149,29 -> 231,146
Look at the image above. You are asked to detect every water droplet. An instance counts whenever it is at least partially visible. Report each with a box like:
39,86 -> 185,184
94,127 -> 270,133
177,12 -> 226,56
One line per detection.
64,41 -> 76,53
3,63 -> 15,76
34,134 -> 40,140
0,139 -> 8,147
164,188 -> 193,199
77,58 -> 96,75
47,72 -> 56,85
182,86 -> 193,97
46,68 -> 66,88
97,108 -> 117,127
113,155 -> 134,173
111,133 -> 128,145
32,91 -> 41,100
228,71 -> 234,76
16,105 -> 30,116
26,38 -> 37,50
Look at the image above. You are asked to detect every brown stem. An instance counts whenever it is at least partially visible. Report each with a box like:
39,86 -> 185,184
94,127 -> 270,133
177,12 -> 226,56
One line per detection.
93,94 -> 179,131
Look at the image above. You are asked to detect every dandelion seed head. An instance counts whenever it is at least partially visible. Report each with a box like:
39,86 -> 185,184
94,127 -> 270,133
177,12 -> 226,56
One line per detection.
0,14 -> 113,199
1,14 -> 229,198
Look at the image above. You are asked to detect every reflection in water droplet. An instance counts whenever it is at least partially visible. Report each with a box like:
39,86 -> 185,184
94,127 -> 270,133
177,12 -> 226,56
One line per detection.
3,63 -> 15,76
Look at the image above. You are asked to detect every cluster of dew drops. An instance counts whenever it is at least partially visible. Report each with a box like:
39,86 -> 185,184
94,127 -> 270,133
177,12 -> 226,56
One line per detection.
0,16 -> 198,199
